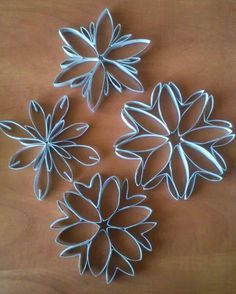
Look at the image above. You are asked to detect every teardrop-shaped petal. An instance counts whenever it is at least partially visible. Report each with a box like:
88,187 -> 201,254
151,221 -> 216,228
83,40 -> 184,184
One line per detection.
182,141 -> 223,175
64,192 -> 101,222
183,126 -> 232,144
108,228 -> 142,261
51,145 -> 71,159
34,161 -> 50,200
9,146 -> 42,169
80,26 -> 92,41
150,83 -> 162,108
107,72 -> 122,93
51,96 -> 69,126
0,120 -> 32,139
141,142 -> 172,185
203,94 -> 214,121
107,62 -> 144,92
158,84 -> 180,132
49,120 -> 65,141
54,61 -> 95,87
169,144 -> 189,198
123,106 -> 170,136
68,145 -> 100,166
95,8 -> 113,54
59,27 -> 96,57
179,93 -> 208,134
211,149 -> 227,171
88,230 -> 111,277
99,176 -> 120,220
29,100 -> 46,137
55,123 -> 89,141
116,133 -> 168,153
52,151 -> 73,181
168,82 -> 182,103
19,138 -> 43,146
107,39 -> 150,60
108,206 -> 151,228
56,222 -> 100,246
87,62 -> 106,111
24,125 -> 42,140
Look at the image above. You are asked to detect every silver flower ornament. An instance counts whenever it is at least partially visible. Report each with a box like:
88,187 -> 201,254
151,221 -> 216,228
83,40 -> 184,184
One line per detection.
54,8 -> 150,112
51,173 -> 156,284
0,96 -> 100,200
114,82 -> 235,200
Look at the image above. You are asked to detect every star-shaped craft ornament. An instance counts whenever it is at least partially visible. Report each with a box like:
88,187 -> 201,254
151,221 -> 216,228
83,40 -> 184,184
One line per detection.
115,82 -> 235,200
54,8 -> 150,111
51,173 -> 157,283
0,96 -> 100,200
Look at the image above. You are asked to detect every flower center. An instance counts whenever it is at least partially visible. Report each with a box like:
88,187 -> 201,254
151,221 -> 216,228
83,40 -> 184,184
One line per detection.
168,131 -> 181,147
99,219 -> 108,231
98,54 -> 104,62
43,138 -> 51,147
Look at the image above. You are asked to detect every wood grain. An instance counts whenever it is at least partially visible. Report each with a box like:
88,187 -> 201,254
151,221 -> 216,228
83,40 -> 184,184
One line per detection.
0,0 -> 236,293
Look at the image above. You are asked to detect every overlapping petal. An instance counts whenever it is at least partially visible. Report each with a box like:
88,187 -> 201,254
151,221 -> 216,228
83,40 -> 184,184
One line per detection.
115,82 -> 234,200
54,8 -> 150,111
0,96 -> 100,200
51,174 -> 156,283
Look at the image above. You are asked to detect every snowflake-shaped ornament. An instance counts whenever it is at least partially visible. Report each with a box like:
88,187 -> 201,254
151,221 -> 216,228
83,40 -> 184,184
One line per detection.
0,96 -> 100,200
54,8 -> 150,112
51,173 -> 156,284
115,82 -> 235,200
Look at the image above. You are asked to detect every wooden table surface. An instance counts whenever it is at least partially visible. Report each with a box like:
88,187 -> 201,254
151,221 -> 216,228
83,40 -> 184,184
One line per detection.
0,0 -> 235,293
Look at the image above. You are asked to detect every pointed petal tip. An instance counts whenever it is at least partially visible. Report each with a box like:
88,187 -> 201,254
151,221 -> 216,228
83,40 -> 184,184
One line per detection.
35,189 -> 46,201
59,95 -> 69,105
102,8 -> 112,18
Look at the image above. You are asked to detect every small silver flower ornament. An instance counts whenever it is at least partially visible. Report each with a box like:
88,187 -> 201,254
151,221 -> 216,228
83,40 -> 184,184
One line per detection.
0,96 -> 100,200
115,82 -> 235,200
54,8 -> 150,112
51,173 -> 156,284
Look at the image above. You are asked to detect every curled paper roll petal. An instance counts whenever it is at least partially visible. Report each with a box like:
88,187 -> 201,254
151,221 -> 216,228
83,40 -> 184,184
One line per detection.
0,96 -> 100,200
54,8 -> 150,111
114,82 -> 235,200
51,173 -> 157,283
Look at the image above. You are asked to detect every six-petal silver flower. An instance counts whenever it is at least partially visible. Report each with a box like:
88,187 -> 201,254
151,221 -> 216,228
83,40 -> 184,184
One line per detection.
114,82 -> 235,200
51,173 -> 156,284
54,8 -> 150,111
0,96 -> 100,200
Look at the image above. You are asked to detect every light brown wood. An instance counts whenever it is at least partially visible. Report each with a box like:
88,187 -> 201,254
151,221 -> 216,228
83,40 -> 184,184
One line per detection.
0,0 -> 235,293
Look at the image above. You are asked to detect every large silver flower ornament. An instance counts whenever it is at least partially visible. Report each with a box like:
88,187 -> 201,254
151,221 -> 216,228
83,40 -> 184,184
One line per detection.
54,8 -> 150,112
115,82 -> 235,200
51,173 -> 156,284
0,96 -> 100,200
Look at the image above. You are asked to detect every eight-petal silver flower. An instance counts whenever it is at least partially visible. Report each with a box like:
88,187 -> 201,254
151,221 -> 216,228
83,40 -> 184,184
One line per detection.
114,82 -> 235,200
54,8 -> 150,111
51,173 -> 156,284
0,96 -> 100,200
